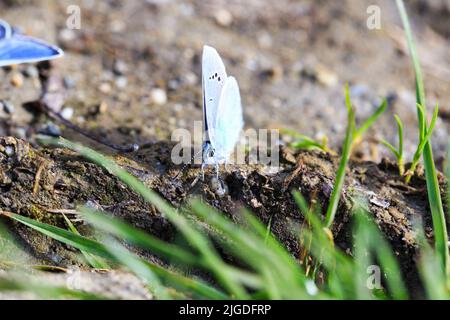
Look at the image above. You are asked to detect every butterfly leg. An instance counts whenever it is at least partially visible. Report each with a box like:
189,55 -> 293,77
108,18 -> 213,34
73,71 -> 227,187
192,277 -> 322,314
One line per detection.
201,162 -> 206,181
215,163 -> 219,179
201,141 -> 217,181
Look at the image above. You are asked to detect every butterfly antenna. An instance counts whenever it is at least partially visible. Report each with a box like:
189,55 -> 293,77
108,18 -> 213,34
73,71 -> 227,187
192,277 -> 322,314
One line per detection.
39,101 -> 140,153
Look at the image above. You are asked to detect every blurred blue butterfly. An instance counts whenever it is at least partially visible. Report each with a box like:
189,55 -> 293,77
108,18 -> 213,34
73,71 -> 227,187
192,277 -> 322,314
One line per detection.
0,19 -> 63,67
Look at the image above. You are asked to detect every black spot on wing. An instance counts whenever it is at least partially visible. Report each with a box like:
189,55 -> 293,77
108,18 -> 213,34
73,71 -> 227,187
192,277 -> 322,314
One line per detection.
210,72 -> 222,81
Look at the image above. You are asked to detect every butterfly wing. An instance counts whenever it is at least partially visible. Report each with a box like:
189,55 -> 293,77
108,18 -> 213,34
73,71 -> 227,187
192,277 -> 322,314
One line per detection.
202,45 -> 227,145
0,34 -> 63,67
0,20 -> 12,40
213,76 -> 244,162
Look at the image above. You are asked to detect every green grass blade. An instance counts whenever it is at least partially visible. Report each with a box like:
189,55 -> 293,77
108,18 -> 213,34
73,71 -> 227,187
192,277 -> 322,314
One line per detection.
415,226 -> 449,299
395,0 -> 426,123
80,206 -> 260,292
405,104 -> 439,183
396,0 -> 449,274
264,216 -> 273,244
381,140 -> 400,159
79,207 -> 200,266
394,115 -> 405,175
325,86 -> 355,228
293,192 -> 357,298
100,238 -> 172,300
61,213 -> 110,269
446,143 -> 450,220
0,277 -> 107,300
189,200 -> 312,299
394,115 -> 404,159
280,128 -> 334,154
1,210 -> 227,299
355,99 -> 388,140
0,211 -> 112,259
354,208 -> 408,300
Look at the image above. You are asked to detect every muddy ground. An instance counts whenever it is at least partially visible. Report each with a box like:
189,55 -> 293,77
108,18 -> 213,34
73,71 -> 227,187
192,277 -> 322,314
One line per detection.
0,0 -> 450,299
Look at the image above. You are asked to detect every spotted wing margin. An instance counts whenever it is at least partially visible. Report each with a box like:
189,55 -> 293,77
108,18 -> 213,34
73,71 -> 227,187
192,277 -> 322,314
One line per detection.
0,35 -> 64,67
212,76 -> 244,161
202,45 -> 227,143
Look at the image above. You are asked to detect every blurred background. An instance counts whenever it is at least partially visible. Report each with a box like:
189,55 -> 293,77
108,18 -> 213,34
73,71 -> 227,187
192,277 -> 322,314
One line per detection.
1,0 -> 450,163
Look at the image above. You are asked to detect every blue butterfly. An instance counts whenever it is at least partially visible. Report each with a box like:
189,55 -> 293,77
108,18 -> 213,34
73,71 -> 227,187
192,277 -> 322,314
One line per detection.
201,45 -> 244,177
0,19 -> 63,67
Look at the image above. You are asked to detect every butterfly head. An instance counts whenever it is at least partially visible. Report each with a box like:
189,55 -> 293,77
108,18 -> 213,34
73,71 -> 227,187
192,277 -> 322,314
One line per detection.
202,141 -> 218,165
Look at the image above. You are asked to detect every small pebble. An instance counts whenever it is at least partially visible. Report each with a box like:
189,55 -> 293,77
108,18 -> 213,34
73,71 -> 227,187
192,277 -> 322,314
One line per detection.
183,72 -> 198,85
1,100 -> 14,114
349,84 -> 369,98
115,76 -> 128,89
98,101 -> 108,114
259,66 -> 282,81
150,88 -> 167,105
250,198 -> 262,208
42,123 -> 62,137
113,59 -> 128,75
370,197 -> 390,209
257,32 -> 273,48
85,200 -> 102,211
4,146 -> 15,156
210,177 -> 228,197
173,104 -> 183,112
168,79 -> 181,91
271,98 -> 282,109
214,9 -> 233,27
301,64 -> 337,87
63,76 -> 76,89
14,127 -> 27,139
110,20 -> 126,33
59,28 -> 77,42
61,107 -> 74,120
100,70 -> 115,81
76,116 -> 85,124
314,64 -> 337,87
11,72 -> 24,87
23,65 -> 39,78
99,82 -> 112,94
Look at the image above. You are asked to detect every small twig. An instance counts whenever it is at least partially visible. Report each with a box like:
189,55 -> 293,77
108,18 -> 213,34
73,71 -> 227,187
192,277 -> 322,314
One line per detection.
0,209 -> 13,218
0,260 -> 69,273
46,208 -> 79,215
33,160 -> 46,196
